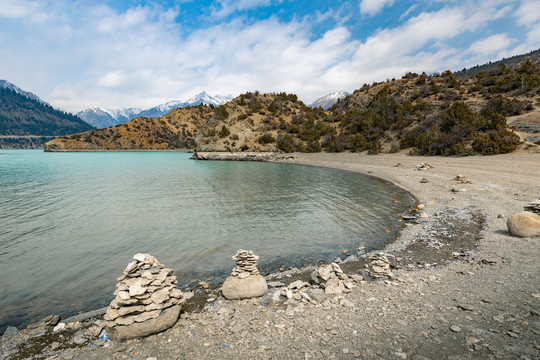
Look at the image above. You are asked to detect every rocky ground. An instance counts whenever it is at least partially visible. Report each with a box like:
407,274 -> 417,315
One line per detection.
1,152 -> 539,360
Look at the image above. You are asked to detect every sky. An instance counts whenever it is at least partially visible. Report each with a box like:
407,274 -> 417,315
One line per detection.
0,0 -> 539,113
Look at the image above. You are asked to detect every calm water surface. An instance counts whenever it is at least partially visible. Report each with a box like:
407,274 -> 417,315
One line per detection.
0,150 -> 414,332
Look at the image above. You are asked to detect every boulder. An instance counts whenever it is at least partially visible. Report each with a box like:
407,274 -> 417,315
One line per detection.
222,274 -> 268,300
507,211 -> 540,237
105,305 -> 181,341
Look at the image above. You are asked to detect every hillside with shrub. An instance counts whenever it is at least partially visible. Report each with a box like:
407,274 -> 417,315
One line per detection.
195,59 -> 538,155
46,52 -> 540,155
44,105 -> 213,151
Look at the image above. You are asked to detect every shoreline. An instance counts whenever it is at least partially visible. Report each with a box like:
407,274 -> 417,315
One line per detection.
2,151 -> 540,359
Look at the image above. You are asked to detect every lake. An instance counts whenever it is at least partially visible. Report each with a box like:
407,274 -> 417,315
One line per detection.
0,150 -> 414,333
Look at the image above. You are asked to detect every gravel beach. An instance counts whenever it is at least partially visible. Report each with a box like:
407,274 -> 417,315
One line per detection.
2,151 -> 539,360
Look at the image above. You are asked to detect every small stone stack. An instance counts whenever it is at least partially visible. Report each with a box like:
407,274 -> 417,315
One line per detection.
231,250 -> 260,279
222,249 -> 268,300
103,253 -> 184,340
524,199 -> 540,214
311,263 -> 358,295
368,254 -> 393,278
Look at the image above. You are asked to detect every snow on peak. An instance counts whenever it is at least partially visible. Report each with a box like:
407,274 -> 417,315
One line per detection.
309,91 -> 350,109
0,79 -> 50,106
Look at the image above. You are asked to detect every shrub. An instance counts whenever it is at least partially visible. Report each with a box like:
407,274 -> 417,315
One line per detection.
214,106 -> 229,121
306,140 -> 321,152
218,125 -> 230,138
277,134 -> 296,153
472,129 -> 520,155
258,133 -> 276,144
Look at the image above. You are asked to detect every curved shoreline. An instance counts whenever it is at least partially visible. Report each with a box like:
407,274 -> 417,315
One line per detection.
3,151 -> 540,360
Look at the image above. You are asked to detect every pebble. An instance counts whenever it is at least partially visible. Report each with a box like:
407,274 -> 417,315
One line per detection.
73,334 -> 88,345
507,331 -> 519,338
395,352 -> 407,359
450,325 -> 461,333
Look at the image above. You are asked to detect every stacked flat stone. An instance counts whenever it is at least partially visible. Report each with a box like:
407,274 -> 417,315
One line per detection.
103,253 -> 184,330
222,249 -> 268,300
231,249 -> 260,279
368,254 -> 393,278
524,199 -> 540,214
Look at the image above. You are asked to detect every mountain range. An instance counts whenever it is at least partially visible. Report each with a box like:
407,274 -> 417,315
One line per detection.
44,51 -> 540,156
77,91 -> 233,129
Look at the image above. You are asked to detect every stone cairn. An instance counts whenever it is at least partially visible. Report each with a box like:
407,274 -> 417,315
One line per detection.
222,249 -> 268,300
368,253 -> 393,278
103,253 -> 184,340
231,250 -> 260,279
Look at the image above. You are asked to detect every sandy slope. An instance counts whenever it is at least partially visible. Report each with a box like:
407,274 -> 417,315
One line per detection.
2,152 -> 539,360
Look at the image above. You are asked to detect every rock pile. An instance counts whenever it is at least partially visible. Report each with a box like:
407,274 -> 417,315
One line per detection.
415,162 -> 433,170
103,253 -> 184,340
280,280 -> 313,302
524,199 -> 540,214
368,254 -> 393,278
311,263 -> 361,295
453,175 -> 473,184
222,250 -> 268,300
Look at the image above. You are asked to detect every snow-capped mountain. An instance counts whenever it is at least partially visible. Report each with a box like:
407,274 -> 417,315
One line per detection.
0,80 -> 51,107
78,91 -> 233,129
76,107 -> 142,129
309,91 -> 350,109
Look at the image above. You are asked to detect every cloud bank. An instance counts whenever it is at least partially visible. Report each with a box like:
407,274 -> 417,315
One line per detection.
0,0 -> 537,112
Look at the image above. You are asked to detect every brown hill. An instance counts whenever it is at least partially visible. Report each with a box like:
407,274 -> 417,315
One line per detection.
45,56 -> 540,156
196,60 -> 539,156
44,105 -> 213,151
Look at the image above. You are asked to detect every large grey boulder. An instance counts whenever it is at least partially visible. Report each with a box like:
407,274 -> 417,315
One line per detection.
507,211 -> 540,237
105,304 -> 181,341
222,274 -> 268,300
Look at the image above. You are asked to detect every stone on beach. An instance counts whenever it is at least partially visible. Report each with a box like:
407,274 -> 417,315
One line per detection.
368,254 -> 393,278
507,211 -> 540,237
103,253 -> 185,340
222,249 -> 268,300
309,262 -> 355,295
105,305 -> 181,341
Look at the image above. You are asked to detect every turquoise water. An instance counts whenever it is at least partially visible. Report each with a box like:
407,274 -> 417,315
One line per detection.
0,150 -> 413,332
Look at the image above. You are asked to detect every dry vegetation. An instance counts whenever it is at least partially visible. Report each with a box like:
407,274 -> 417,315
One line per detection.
44,105 -> 214,151
45,57 -> 540,156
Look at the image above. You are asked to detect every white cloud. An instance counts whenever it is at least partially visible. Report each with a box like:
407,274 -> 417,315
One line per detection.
515,0 -> 540,27
0,0 -> 536,112
0,0 -> 37,18
359,0 -> 395,16
468,34 -> 514,56
211,0 -> 282,18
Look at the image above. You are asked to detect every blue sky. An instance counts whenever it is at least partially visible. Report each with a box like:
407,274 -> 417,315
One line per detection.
0,0 -> 538,112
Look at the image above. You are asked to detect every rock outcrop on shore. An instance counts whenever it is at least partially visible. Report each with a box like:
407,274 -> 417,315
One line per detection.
222,250 -> 268,300
191,151 -> 295,162
103,254 -> 184,340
